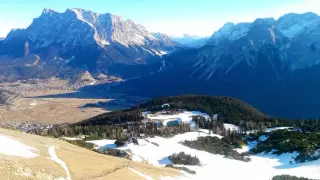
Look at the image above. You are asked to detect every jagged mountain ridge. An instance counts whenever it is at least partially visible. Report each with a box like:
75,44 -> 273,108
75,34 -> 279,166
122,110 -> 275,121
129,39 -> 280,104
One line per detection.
276,12 -> 320,38
20,8 -> 177,50
195,12 -> 320,81
0,8 -> 181,80
196,18 -> 288,80
110,12 -> 320,118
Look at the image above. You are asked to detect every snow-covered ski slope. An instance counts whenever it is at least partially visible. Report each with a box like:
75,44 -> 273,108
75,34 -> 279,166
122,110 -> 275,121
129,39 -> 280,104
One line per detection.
89,129 -> 320,180
143,111 -> 210,122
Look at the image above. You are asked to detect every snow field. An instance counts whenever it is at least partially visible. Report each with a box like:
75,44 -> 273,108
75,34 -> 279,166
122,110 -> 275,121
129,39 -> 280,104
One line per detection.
84,110 -> 319,180
0,135 -> 39,158
88,130 -> 320,180
144,111 -> 210,123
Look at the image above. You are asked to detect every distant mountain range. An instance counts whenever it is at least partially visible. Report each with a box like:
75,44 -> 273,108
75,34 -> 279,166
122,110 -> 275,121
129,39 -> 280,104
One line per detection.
110,12 -> 320,118
171,34 -> 209,48
2,9 -> 320,118
0,8 -> 182,81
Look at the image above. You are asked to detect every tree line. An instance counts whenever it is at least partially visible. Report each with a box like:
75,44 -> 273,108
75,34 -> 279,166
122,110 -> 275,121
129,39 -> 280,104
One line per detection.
32,95 -> 320,142
72,95 -> 320,134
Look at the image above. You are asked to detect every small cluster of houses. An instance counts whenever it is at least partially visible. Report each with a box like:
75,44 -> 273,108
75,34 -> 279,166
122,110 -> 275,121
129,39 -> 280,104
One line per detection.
0,120 -> 54,133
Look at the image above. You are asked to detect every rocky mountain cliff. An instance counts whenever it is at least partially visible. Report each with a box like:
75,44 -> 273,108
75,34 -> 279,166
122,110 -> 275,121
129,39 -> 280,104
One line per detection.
194,12 -> 320,81
0,8 -> 181,80
111,12 -> 320,118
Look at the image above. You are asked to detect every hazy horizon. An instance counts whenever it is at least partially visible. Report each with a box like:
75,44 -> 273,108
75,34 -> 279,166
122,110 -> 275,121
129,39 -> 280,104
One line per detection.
1,0 -> 320,38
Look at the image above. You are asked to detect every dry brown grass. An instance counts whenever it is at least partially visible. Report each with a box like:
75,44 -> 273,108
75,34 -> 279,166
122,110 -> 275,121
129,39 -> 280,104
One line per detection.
0,80 -> 179,179
0,128 -> 181,180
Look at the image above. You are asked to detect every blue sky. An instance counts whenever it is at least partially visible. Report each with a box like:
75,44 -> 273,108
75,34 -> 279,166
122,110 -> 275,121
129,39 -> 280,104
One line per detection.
0,0 -> 319,37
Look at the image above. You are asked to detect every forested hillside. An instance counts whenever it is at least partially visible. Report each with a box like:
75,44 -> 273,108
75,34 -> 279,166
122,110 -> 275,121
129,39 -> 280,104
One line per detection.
139,95 -> 267,121
75,95 -> 271,126
34,95 -> 320,142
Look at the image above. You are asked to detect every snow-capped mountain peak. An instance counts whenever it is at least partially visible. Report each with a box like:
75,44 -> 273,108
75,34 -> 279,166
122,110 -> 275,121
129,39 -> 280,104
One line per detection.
193,12 -> 320,81
276,12 -> 320,38
68,8 -> 98,26
209,18 -> 277,44
0,8 -> 180,76
42,8 -> 57,15
6,8 -> 179,50
208,22 -> 250,44
195,17 -> 292,80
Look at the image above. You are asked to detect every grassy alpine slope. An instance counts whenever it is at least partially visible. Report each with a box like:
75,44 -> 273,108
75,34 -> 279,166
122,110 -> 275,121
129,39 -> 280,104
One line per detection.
0,128 -> 180,180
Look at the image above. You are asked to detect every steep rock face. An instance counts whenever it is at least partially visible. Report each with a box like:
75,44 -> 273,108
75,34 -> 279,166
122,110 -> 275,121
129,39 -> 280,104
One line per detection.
277,13 -> 320,70
194,12 -> 320,81
25,9 -> 98,49
195,18 -> 289,80
152,33 -> 180,49
0,8 -> 180,78
4,8 -> 179,52
276,12 -> 320,38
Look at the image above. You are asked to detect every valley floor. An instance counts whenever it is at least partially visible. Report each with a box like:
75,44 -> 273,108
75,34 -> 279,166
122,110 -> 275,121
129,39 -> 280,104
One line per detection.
0,90 -> 108,124
0,79 -> 135,125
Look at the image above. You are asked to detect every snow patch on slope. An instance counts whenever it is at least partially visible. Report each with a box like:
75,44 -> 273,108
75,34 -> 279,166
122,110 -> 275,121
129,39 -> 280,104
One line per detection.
141,47 -> 154,55
151,49 -> 169,56
0,135 -> 39,158
144,111 -> 210,123
90,130 -> 320,180
265,127 -> 292,132
61,137 -> 82,141
276,12 -> 320,38
223,123 -> 240,132
129,167 -> 155,180
87,139 -> 117,149
100,40 -> 110,45
70,8 -> 94,28
279,23 -> 310,38
48,146 -> 71,180
209,22 -> 250,43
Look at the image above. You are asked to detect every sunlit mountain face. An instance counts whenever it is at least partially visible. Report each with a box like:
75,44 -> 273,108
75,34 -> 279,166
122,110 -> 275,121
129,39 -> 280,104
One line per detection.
0,8 -> 182,81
